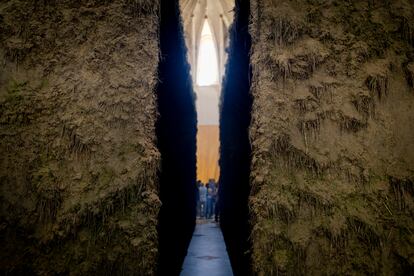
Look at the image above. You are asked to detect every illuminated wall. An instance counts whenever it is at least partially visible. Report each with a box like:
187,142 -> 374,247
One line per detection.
196,126 -> 220,183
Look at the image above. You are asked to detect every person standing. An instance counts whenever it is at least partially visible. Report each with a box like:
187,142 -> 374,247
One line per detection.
195,180 -> 201,217
206,182 -> 211,219
198,182 -> 207,218
214,181 -> 220,222
207,179 -> 217,219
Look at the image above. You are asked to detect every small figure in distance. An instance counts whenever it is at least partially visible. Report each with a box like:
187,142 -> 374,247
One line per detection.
198,181 -> 207,219
206,179 -> 217,220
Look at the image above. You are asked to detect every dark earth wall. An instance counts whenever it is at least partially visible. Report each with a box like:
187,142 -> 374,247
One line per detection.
0,1 -> 161,274
249,0 -> 414,275
156,0 -> 197,275
219,0 -> 253,275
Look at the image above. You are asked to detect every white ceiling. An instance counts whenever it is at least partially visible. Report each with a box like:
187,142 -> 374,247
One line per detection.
180,0 -> 234,28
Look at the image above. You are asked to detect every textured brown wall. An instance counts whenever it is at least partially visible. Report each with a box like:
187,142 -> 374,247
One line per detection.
0,1 -> 160,274
249,0 -> 414,275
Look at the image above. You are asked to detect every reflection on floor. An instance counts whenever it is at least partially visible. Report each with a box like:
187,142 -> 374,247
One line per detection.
180,220 -> 233,276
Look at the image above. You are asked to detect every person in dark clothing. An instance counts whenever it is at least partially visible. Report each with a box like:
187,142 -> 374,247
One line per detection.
195,180 -> 201,217
206,179 -> 217,219
214,182 -> 220,222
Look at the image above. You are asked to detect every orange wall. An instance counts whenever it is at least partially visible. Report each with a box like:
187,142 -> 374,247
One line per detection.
197,125 -> 220,183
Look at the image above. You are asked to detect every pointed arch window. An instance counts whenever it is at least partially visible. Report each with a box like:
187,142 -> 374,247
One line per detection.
197,19 -> 219,86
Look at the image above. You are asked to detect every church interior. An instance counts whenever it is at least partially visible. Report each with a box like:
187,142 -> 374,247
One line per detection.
0,0 -> 413,275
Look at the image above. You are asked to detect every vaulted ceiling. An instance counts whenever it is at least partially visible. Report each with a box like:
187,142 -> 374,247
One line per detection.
179,0 -> 234,86
180,0 -> 234,29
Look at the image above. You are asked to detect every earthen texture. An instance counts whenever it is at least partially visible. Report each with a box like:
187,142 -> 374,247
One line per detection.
249,0 -> 414,275
0,1 -> 160,274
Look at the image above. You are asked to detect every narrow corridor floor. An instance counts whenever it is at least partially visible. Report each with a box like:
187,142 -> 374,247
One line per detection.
180,220 -> 233,276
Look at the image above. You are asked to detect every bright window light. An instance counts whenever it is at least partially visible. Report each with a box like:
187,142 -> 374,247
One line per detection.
197,19 -> 219,86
